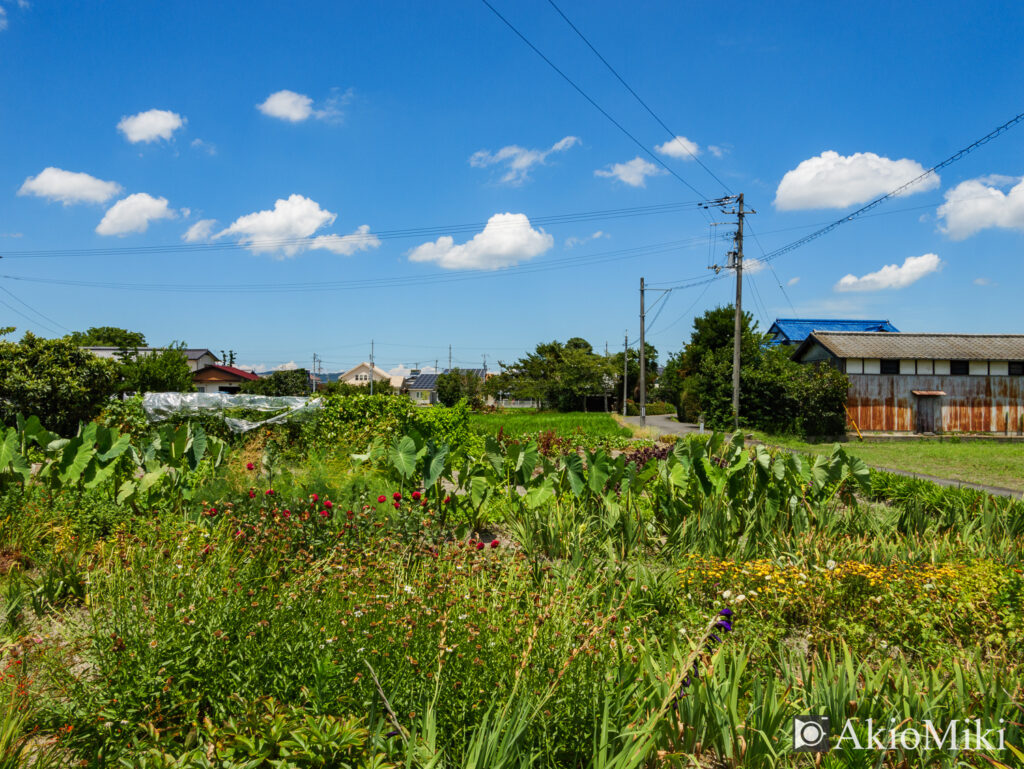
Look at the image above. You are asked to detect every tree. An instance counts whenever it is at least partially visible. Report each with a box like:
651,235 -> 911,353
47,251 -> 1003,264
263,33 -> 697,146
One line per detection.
492,339 -> 615,411
67,326 -> 147,348
119,342 -> 196,394
241,369 -> 311,396
436,369 -> 483,408
681,305 -> 762,376
220,350 -> 238,366
318,380 -> 396,397
610,342 -> 658,405
0,331 -> 120,433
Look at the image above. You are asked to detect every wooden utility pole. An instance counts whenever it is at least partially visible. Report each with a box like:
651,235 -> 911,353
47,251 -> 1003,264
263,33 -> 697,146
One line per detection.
639,277 -> 646,427
369,340 -> 375,395
622,332 -> 628,417
728,194 -> 752,429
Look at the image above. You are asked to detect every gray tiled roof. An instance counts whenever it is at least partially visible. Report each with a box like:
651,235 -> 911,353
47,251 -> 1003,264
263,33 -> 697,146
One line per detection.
406,368 -> 487,391
800,332 -> 1024,361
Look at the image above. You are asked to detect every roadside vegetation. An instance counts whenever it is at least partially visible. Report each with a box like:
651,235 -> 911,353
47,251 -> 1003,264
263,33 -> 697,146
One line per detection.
1,394 -> 1021,767
754,432 -> 1024,492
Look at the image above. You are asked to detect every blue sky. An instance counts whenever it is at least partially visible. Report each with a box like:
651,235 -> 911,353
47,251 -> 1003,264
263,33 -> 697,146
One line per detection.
2,0 -> 1023,373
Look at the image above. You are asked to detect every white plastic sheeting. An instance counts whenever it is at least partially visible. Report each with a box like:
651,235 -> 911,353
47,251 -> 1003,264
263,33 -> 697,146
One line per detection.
142,392 -> 322,433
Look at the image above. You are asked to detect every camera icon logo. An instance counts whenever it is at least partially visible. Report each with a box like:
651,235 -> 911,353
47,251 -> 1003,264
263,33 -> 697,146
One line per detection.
792,715 -> 830,752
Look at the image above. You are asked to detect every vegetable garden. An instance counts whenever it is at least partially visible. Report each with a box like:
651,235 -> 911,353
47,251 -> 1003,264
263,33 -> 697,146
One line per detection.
0,395 -> 1021,768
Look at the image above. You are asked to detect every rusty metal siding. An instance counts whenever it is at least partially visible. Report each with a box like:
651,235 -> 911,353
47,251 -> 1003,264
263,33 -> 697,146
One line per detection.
847,375 -> 1024,432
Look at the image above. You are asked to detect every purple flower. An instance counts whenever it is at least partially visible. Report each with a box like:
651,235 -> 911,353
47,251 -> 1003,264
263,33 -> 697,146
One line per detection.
716,620 -> 733,632
718,608 -> 734,618
708,633 -> 722,644
386,729 -> 400,738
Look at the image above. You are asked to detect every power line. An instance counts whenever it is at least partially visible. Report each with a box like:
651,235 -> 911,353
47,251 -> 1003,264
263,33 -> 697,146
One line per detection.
479,0 -> 717,201
0,284 -> 71,332
1,235 -> 714,295
0,294 -> 62,336
545,0 -> 731,195
762,108 -> 1024,264
0,200 -> 708,259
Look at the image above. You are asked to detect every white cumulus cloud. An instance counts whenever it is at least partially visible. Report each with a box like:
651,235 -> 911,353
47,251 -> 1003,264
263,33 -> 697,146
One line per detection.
274,361 -> 299,371
774,150 -> 939,211
654,135 -> 699,160
217,194 -> 378,258
309,225 -> 381,256
96,193 -> 176,236
835,253 -> 942,292
218,194 -> 336,255
787,276 -> 800,287
594,157 -> 665,188
408,213 -> 553,270
936,176 -> 1024,240
973,277 -> 995,286
117,109 -> 185,143
256,89 -> 347,123
470,135 -> 579,185
182,218 -> 217,243
18,167 -> 122,205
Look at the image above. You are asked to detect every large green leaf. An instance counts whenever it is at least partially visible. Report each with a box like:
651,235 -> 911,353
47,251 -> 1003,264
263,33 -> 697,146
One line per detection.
58,436 -> 95,485
425,444 -> 449,488
0,428 -> 31,483
96,432 -> 131,463
563,453 -> 585,497
524,477 -> 555,509
388,435 -> 418,479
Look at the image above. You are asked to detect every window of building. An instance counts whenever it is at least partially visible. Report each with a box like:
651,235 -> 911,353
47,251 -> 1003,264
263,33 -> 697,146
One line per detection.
879,359 -> 900,375
1010,362 -> 1024,375
950,360 -> 969,375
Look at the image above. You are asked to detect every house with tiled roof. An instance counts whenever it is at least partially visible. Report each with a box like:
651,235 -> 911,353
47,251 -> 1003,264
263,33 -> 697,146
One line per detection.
193,364 -> 260,394
766,318 -> 898,347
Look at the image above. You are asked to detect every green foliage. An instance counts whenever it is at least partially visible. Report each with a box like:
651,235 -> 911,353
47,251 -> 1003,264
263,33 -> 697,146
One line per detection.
610,341 -> 659,404
241,368 -> 311,396
317,379 -> 395,397
624,400 -> 674,416
98,394 -> 151,444
303,394 -> 473,457
435,369 -> 483,408
491,338 -> 617,411
119,342 -> 197,394
0,332 -> 120,434
66,326 -> 147,348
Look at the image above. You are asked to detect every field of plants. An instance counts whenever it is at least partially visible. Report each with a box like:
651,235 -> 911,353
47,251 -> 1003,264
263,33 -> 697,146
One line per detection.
1,395 -> 1022,768
753,432 -> 1024,493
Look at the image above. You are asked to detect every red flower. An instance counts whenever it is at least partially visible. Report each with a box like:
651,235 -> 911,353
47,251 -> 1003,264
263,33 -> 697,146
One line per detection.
412,491 -> 421,501
324,500 -> 333,509
283,510 -> 291,519
246,462 -> 254,471
312,493 -> 319,503
393,492 -> 402,501
377,495 -> 387,503
265,489 -> 274,496
490,539 -> 499,548
421,501 -> 428,507
346,510 -> 354,520
476,542 -> 485,551
393,502 -> 400,509
444,495 -> 451,504
248,491 -> 256,499
319,509 -> 329,518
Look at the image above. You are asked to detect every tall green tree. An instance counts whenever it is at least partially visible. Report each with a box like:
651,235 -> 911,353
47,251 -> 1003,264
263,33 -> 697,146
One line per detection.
436,369 -> 483,408
67,326 -> 147,348
119,342 -> 196,394
241,369 -> 311,396
610,342 -> 659,404
0,331 -> 120,433
492,338 -> 615,411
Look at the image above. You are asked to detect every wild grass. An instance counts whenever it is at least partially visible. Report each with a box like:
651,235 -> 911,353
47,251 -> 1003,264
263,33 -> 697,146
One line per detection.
754,431 -> 1024,492
470,410 -> 633,441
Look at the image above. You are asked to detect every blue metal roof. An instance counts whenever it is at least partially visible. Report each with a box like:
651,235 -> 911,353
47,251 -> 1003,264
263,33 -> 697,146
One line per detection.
768,318 -> 899,346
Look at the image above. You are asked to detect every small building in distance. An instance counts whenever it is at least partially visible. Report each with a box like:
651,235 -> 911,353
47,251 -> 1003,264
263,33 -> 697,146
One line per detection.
338,361 -> 405,391
767,318 -> 899,347
193,364 -> 259,394
406,368 -> 489,406
792,332 -> 1024,433
83,346 -> 219,372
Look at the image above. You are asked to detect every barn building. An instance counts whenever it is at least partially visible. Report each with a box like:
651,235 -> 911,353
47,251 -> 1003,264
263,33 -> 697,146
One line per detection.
792,332 -> 1024,434
766,318 -> 899,347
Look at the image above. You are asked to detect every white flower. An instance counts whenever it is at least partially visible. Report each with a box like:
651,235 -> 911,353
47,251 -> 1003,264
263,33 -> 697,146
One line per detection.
353,610 -> 363,618
403,585 -> 413,594
734,594 -> 746,604
826,559 -> 837,570
722,589 -> 733,599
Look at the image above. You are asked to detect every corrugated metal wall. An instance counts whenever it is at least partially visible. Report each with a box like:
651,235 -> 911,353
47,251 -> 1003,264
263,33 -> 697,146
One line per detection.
847,375 -> 1024,433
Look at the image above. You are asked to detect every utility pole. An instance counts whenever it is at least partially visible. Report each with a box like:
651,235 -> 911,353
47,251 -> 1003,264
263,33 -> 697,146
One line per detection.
369,340 -> 375,395
622,332 -> 628,417
448,344 -> 452,371
482,353 -> 487,375
311,352 -> 319,393
639,277 -> 646,427
710,194 -> 754,430
603,341 -> 609,413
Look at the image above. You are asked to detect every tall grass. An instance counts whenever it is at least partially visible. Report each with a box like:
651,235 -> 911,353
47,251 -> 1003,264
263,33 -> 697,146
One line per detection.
469,411 -> 633,441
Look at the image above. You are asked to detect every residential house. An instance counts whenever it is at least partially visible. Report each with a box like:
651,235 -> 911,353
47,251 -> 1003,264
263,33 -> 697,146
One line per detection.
406,368 -> 489,406
766,318 -> 898,347
83,346 -> 219,373
193,365 -> 260,394
792,332 -> 1024,433
338,361 -> 405,391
